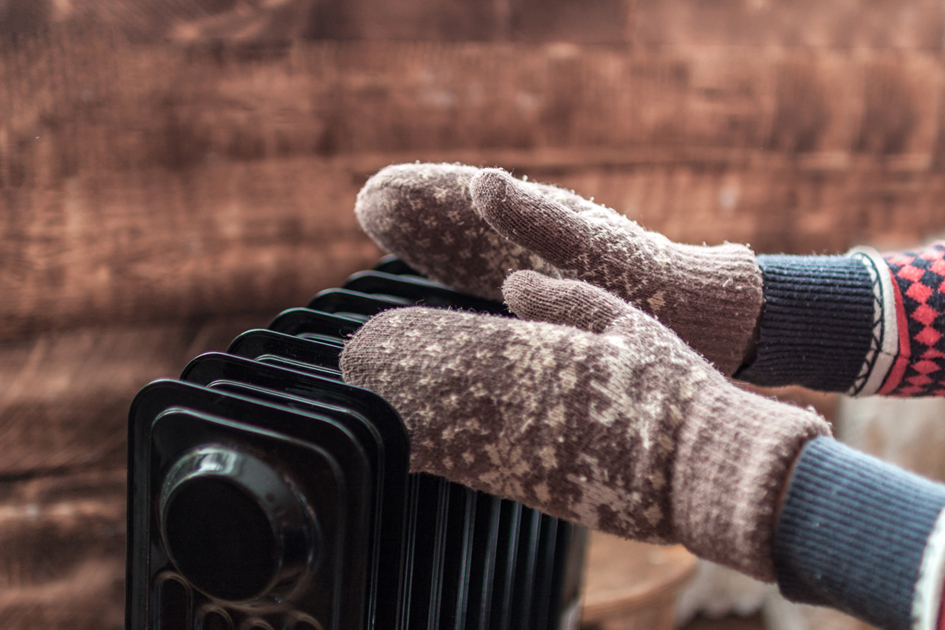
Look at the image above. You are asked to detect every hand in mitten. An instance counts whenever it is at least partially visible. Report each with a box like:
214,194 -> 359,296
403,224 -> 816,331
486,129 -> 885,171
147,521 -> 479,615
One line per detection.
355,163 -> 563,300
355,163 -> 762,375
340,272 -> 829,581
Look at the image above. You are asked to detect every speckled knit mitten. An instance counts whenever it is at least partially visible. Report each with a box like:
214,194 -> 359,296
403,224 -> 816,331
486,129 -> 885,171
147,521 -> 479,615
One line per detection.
470,169 -> 763,375
355,163 -> 762,375
340,272 -> 829,581
355,163 -> 562,301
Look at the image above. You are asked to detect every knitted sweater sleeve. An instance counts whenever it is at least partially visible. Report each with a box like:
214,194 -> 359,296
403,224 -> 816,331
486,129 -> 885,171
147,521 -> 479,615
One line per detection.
774,437 -> 945,630
733,243 -> 945,628
736,243 -> 945,396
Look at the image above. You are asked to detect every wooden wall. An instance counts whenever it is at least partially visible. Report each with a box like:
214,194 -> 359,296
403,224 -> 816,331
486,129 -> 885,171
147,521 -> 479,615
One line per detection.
2,1 -> 942,627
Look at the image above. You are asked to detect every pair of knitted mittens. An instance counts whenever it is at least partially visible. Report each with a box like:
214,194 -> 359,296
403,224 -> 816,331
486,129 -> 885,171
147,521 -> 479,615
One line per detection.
355,163 -> 763,375
340,272 -> 829,582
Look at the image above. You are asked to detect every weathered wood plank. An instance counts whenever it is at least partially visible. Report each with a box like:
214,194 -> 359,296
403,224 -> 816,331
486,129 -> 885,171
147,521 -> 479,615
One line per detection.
0,157 -> 383,339
5,149 -> 945,341
3,29 -> 944,341
0,468 -> 125,630
5,34 -> 943,170
545,160 -> 945,255
631,0 -> 944,50
4,0 -> 943,49
581,533 -> 696,628
0,316 -> 263,476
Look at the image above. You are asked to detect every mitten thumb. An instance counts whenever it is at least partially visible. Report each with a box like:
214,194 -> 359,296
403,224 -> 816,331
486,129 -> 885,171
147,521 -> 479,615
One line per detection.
502,271 -> 635,333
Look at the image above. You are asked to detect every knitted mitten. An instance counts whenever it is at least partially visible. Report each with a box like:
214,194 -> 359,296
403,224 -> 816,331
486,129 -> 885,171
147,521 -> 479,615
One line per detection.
340,272 -> 829,581
354,163 -> 762,375
354,163 -> 562,301
470,169 -> 763,375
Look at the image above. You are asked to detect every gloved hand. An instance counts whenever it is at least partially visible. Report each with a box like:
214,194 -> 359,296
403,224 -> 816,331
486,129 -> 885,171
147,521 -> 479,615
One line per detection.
355,163 -> 563,300
340,271 -> 829,581
355,163 -> 762,375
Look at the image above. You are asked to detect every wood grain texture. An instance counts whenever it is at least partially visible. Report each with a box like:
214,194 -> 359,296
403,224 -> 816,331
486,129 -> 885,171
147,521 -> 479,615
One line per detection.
581,532 -> 697,629
6,34 -> 941,166
4,28 -> 945,340
631,0 -> 944,50
0,468 -> 125,630
0,157 -> 383,339
7,150 -> 945,341
545,159 -> 945,255
0,316 -> 263,476
3,0 -> 942,48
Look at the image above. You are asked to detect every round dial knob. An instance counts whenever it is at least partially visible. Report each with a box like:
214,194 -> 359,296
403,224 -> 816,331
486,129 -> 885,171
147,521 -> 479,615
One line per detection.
159,446 -> 318,603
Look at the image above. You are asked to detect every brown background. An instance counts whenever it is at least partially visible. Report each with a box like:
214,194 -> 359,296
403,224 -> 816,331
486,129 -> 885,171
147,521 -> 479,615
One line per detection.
2,1 -> 942,627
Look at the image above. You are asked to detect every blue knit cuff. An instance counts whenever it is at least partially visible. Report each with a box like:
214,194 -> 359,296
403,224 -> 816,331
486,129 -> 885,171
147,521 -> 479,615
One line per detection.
774,437 -> 945,630
736,255 -> 876,391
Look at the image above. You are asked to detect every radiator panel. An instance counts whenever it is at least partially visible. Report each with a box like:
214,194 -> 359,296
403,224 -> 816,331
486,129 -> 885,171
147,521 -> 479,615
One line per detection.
126,258 -> 588,630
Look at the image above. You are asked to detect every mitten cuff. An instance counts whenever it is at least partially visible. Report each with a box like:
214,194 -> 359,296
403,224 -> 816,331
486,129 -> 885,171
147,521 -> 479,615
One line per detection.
668,242 -> 764,376
674,388 -> 830,582
774,437 -> 945,630
736,255 -> 876,392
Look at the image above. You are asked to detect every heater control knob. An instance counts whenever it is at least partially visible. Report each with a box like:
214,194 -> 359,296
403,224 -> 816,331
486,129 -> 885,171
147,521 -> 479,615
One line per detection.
159,446 -> 318,603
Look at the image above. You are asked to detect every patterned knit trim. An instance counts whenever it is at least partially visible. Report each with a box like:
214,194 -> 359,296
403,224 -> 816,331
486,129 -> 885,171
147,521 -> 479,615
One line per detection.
877,242 -> 945,396
913,506 -> 945,630
878,267 -> 913,395
848,247 -> 900,396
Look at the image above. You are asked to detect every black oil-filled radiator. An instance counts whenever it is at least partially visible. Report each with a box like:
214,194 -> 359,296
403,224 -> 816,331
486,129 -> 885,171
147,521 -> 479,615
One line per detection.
125,256 -> 588,630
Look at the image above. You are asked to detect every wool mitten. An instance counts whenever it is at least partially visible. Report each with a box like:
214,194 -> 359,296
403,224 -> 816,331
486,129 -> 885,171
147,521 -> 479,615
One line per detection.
354,163 -> 762,375
340,272 -> 829,581
470,169 -> 764,375
354,163 -> 563,301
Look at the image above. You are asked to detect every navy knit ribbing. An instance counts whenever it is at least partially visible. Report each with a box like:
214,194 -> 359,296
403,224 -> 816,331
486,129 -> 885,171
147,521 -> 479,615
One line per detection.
737,255 -> 875,391
774,437 -> 945,630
